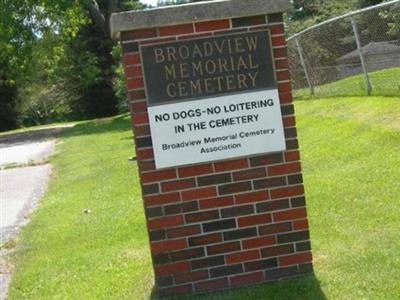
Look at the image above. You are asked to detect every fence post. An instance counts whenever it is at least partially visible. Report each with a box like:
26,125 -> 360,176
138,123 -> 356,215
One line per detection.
350,16 -> 372,95
295,37 -> 314,96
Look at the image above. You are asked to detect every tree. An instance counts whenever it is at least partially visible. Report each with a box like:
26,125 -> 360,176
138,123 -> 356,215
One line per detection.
42,0 -> 144,118
286,0 -> 359,35
289,0 -> 321,20
0,0 -> 145,130
27,0 -> 144,119
0,0 -> 88,129
73,0 -> 144,117
381,3 -> 400,43
0,0 -> 36,130
0,74 -> 18,130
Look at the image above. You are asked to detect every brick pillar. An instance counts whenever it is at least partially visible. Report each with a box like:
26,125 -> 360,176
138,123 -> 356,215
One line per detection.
112,1 -> 312,297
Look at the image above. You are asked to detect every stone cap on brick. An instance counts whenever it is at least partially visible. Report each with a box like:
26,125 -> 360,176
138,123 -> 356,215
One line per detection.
110,0 -> 290,39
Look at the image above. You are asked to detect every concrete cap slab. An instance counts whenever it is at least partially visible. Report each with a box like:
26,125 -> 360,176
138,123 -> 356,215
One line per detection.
111,0 -> 290,39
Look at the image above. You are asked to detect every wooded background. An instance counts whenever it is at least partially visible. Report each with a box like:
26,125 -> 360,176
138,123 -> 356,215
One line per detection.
0,0 -> 388,131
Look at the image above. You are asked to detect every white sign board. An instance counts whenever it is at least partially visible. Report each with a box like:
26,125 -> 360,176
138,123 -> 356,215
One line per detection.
148,89 -> 286,169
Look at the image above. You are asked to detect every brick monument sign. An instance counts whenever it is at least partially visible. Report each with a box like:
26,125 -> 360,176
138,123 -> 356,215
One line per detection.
111,0 -> 313,297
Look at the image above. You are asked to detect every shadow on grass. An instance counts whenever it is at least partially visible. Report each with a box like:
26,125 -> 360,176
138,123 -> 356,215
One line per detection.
149,274 -> 326,300
61,114 -> 132,140
0,126 -> 71,146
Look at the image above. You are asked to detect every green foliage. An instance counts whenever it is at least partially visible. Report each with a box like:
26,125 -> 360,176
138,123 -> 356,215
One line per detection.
0,0 -> 88,75
54,23 -> 118,119
357,0 -> 384,8
14,32 -> 73,126
286,1 -> 358,35
0,0 -> 144,130
0,0 -> 36,130
111,45 -> 129,113
0,31 -> 18,130
0,77 -> 18,130
290,0 -> 322,20
286,0 -> 389,36
380,8 -> 400,42
0,0 -> 88,129
16,84 -> 73,126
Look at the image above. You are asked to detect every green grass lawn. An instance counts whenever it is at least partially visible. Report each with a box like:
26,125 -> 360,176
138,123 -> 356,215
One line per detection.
294,67 -> 400,99
6,96 -> 400,299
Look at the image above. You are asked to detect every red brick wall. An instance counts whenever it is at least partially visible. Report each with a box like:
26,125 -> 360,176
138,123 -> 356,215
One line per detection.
120,13 -> 312,298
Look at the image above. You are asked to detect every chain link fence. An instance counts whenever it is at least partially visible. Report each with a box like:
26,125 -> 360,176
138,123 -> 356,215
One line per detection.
287,0 -> 400,99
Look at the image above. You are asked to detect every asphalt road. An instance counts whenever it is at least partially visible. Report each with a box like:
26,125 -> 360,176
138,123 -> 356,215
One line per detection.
0,141 -> 55,166
0,130 -> 62,241
1,165 -> 52,241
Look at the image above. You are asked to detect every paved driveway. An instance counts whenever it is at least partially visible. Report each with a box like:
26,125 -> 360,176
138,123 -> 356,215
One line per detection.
0,125 -> 73,299
0,128 -> 69,241
1,141 -> 55,166
1,165 -> 52,241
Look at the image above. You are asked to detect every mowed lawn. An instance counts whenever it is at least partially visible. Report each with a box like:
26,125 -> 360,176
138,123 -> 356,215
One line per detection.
6,97 -> 400,299
294,68 -> 400,99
